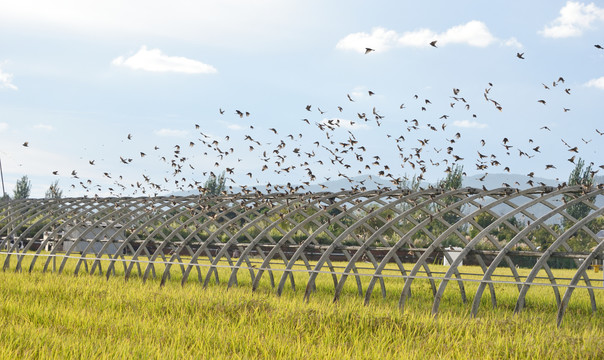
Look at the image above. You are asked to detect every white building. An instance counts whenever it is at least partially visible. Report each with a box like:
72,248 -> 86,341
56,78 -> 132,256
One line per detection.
443,246 -> 463,266
45,221 -> 125,255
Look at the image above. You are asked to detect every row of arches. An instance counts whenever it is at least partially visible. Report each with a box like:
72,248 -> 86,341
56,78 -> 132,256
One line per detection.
1,185 -> 602,326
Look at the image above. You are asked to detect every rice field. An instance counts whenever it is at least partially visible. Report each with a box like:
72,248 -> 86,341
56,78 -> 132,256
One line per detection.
0,253 -> 603,359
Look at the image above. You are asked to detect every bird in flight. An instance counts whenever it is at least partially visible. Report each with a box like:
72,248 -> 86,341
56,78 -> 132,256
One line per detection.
430,40 -> 437,48
595,44 -> 603,49
22,142 -> 29,147
364,48 -> 375,54
516,52 -> 525,59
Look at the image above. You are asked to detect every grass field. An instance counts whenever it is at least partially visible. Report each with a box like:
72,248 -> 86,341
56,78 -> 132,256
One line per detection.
0,254 -> 603,359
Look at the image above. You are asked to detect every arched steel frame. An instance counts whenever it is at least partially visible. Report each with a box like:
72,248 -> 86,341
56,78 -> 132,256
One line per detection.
1,185 -> 603,326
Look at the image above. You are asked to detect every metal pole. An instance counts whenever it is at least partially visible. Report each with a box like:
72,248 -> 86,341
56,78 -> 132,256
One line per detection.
0,156 -> 6,198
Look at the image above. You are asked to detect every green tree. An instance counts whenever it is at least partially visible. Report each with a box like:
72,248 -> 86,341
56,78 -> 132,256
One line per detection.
427,165 -> 465,247
496,217 -> 524,242
564,158 -> 594,222
438,164 -> 464,191
203,171 -> 226,196
475,212 -> 496,229
437,164 -> 464,225
399,174 -> 421,191
45,180 -> 63,199
530,224 -> 561,250
470,212 -> 496,238
13,175 -> 31,199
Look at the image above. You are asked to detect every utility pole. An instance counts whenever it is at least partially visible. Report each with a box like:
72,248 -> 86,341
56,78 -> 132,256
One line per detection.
0,156 -> 6,198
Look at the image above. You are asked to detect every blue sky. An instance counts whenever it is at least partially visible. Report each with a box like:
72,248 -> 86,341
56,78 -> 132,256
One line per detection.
0,0 -> 603,197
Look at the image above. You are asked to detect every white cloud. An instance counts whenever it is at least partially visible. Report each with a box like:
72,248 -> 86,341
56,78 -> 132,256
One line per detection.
502,37 -> 523,48
0,66 -> 17,90
350,85 -> 370,100
452,120 -> 487,129
439,20 -> 496,47
0,122 -> 8,132
227,124 -> 244,131
397,28 -> 438,48
336,27 -> 401,53
585,76 -> 604,89
337,21 -> 501,53
539,1 -> 604,38
34,124 -> 53,131
154,128 -> 189,137
112,46 -> 217,74
0,1 -> 305,51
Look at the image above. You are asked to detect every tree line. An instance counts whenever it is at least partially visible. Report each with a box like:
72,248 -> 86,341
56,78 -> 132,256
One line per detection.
1,176 -> 62,201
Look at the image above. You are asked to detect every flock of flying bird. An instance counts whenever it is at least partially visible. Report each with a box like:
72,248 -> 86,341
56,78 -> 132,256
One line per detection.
17,42 -> 604,199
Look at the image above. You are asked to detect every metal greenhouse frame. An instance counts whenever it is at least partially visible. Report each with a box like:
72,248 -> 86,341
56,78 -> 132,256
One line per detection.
1,184 -> 603,326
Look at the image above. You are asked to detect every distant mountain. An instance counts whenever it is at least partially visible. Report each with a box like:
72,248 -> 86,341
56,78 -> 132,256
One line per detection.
304,174 -> 430,193
171,172 -> 602,226
462,173 -> 603,223
173,172 -> 603,199
463,173 -> 560,190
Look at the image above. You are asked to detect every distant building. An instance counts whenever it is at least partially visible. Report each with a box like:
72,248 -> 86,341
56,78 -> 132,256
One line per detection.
43,230 -> 64,252
45,221 -> 125,255
443,246 -> 463,266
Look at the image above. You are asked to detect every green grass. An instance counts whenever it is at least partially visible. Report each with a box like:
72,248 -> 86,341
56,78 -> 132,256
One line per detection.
0,254 -> 603,359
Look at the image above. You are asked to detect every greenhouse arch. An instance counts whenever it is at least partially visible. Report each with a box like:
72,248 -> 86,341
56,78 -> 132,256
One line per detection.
1,184 -> 603,326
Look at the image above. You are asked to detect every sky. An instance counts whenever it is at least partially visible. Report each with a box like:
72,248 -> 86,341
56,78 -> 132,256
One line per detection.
0,0 -> 603,198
